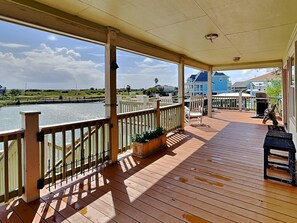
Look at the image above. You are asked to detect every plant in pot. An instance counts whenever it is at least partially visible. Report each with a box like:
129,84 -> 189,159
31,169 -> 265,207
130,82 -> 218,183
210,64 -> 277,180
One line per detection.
131,127 -> 167,158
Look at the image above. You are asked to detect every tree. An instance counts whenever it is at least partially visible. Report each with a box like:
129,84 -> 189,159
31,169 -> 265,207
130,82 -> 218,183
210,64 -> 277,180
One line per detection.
266,77 -> 281,112
10,89 -> 22,97
154,77 -> 158,86
126,85 -> 131,95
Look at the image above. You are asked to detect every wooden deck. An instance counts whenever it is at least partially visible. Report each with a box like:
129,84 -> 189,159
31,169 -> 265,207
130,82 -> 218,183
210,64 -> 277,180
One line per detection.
1,110 -> 297,223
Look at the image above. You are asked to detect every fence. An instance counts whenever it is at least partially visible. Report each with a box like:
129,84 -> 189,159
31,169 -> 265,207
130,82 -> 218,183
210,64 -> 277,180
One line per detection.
39,118 -> 110,189
0,129 -> 24,203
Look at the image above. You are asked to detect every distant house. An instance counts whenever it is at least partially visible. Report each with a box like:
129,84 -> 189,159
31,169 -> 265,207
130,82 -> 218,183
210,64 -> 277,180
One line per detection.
185,71 -> 231,96
161,85 -> 177,95
231,81 -> 248,92
231,72 -> 280,96
0,85 -> 6,96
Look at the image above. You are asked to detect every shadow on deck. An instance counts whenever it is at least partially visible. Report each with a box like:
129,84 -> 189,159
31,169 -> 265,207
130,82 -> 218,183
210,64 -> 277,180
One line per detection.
1,110 -> 297,223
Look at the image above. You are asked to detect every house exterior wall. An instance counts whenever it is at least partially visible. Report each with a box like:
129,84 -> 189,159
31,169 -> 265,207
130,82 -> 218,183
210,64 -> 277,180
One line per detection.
186,72 -> 229,96
283,26 -> 297,157
212,75 -> 230,94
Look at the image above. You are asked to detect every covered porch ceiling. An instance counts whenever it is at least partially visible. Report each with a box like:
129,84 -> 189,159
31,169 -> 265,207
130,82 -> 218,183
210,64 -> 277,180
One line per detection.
1,0 -> 297,70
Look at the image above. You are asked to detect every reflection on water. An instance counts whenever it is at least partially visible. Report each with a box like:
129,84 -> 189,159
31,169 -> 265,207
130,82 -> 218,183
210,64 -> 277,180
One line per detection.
0,102 -> 105,131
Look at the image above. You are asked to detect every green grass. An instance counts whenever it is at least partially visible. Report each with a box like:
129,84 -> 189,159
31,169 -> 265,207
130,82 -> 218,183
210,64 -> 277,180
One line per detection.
0,89 -> 144,106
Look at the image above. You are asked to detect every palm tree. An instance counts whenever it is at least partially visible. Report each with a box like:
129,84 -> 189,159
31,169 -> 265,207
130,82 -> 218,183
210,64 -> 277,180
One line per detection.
126,85 -> 131,95
154,78 -> 158,86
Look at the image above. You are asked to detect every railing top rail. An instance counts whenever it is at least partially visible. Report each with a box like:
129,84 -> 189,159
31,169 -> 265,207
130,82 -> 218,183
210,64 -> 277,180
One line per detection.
40,117 -> 110,133
117,107 -> 156,118
0,128 -> 24,141
119,100 -> 151,104
160,103 -> 182,111
212,96 -> 253,98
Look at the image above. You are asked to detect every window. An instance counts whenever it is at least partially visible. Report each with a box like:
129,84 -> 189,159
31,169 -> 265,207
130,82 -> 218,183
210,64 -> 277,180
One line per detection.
289,55 -> 295,118
291,55 -> 295,86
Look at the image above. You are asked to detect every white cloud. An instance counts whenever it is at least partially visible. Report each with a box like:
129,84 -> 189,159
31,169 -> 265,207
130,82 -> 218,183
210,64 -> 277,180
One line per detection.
0,44 -> 104,89
0,42 -> 29,48
88,53 -> 105,57
75,46 -> 91,50
47,35 -> 57,41
117,61 -> 178,88
143,58 -> 153,63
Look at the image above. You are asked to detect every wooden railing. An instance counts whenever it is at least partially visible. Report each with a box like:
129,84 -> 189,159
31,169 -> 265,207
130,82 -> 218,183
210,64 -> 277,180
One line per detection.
117,108 -> 157,153
0,101 -> 183,203
0,129 -> 24,203
160,104 -> 182,132
117,102 -> 182,153
39,118 -> 110,187
212,96 -> 256,110
118,98 -> 173,113
118,100 -> 154,113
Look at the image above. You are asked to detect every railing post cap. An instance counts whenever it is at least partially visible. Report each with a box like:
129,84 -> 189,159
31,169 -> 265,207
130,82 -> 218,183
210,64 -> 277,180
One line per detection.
20,111 -> 41,116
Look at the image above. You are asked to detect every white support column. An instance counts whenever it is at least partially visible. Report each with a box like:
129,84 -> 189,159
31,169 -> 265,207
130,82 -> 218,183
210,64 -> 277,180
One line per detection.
20,111 -> 41,203
207,68 -> 213,117
105,27 -> 119,162
239,91 -> 242,112
282,66 -> 288,125
178,55 -> 185,129
295,41 -> 297,131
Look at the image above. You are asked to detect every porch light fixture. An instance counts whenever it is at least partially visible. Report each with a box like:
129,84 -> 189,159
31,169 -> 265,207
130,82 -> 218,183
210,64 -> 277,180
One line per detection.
233,57 -> 241,62
204,33 -> 219,43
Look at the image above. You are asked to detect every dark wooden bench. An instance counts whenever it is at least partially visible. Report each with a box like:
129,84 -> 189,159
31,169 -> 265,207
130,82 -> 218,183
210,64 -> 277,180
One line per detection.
263,127 -> 296,186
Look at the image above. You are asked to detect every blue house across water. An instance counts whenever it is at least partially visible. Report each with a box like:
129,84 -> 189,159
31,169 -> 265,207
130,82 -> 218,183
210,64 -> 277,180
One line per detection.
185,71 -> 231,96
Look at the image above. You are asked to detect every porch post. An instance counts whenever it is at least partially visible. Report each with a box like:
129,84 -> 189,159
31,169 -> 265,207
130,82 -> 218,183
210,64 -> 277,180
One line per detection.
295,41 -> 297,131
239,91 -> 242,111
20,111 -> 41,202
105,27 -> 119,162
207,67 -> 213,117
178,55 -> 185,129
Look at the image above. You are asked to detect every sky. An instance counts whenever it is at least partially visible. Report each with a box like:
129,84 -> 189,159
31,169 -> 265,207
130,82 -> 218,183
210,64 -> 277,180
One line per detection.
0,20 -> 273,90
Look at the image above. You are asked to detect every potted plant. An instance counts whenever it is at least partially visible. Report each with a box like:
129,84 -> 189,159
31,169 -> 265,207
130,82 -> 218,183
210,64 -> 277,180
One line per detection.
131,127 -> 167,158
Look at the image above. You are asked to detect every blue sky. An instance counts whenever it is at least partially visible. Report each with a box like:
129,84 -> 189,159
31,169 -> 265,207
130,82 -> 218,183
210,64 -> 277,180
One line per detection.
0,20 -> 272,89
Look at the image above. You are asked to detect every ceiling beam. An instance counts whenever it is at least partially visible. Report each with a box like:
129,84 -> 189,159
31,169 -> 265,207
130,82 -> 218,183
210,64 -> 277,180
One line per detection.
213,60 -> 283,71
0,0 -> 210,71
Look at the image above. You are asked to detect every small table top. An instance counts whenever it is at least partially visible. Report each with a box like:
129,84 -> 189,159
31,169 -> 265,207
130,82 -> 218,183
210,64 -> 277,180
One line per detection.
263,136 -> 296,152
266,130 -> 292,140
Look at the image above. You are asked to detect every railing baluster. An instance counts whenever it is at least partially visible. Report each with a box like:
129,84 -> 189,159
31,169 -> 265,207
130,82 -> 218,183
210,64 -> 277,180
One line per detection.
88,125 -> 92,170
143,113 -> 147,132
51,130 -> 56,185
129,116 -> 132,148
125,116 -> 128,150
102,123 -> 105,160
17,134 -> 22,196
133,116 -> 136,136
40,137 -> 45,181
137,115 -> 140,134
119,118 -> 124,152
71,128 -> 75,175
4,136 -> 9,202
80,126 -> 84,174
95,122 -> 99,167
62,128 -> 66,179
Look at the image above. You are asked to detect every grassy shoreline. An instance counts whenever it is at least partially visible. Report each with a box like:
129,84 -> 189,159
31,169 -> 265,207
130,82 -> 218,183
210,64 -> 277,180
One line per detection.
0,89 -> 142,107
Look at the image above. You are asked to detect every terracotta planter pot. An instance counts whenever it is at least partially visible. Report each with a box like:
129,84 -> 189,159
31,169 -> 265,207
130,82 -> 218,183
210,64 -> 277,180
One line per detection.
132,134 -> 167,158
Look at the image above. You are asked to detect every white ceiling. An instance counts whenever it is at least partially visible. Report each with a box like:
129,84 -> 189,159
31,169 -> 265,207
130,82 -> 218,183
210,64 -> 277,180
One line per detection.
30,0 -> 297,66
